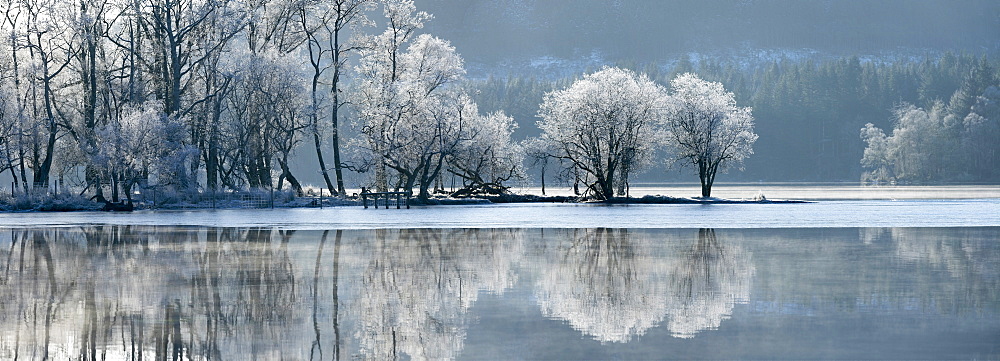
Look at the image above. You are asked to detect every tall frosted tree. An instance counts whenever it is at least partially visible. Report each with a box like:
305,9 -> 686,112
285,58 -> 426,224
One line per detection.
353,31 -> 470,200
537,67 -> 666,200
14,0 -> 76,189
298,0 -> 375,196
662,73 -> 756,198
351,0 -> 429,193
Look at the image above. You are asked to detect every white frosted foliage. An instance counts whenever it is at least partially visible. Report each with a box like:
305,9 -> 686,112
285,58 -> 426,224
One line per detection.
537,67 -> 667,199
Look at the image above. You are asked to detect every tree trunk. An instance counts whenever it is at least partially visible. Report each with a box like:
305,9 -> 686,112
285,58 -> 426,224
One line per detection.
34,76 -> 58,189
331,42 -> 346,196
206,139 -> 218,191
375,162 -> 388,192
111,172 -> 120,203
331,122 -> 346,196
87,165 -> 104,201
279,158 -> 304,196
313,129 -> 335,194
601,179 -> 614,200
308,37 -> 336,196
699,160 -> 717,198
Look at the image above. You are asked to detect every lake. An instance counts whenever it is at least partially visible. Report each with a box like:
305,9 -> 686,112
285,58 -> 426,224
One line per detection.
1,198 -> 998,229
1,224 -> 998,359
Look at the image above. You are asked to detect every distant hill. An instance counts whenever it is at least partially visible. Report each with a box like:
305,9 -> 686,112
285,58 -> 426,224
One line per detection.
419,0 -> 1000,67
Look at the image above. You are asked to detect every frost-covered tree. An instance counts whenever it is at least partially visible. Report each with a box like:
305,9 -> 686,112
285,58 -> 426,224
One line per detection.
298,0 -> 375,196
448,111 -> 524,196
537,67 -> 666,200
662,73 -> 756,198
860,123 -> 892,183
521,137 -> 554,195
351,0 -> 430,193
859,102 -> 951,182
963,86 -> 1000,180
220,50 -> 308,194
354,25 -> 484,199
351,1 -> 522,200
0,82 -> 25,189
862,90 -> 1000,183
12,0 -> 77,189
94,101 -> 192,205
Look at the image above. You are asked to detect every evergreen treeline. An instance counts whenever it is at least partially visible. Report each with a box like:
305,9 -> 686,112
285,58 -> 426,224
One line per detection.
472,52 -> 1000,182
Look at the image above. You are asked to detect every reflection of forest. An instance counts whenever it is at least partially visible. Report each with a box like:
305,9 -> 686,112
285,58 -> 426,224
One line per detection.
0,226 -> 302,360
534,228 -> 754,342
859,227 -> 1000,313
0,226 -> 995,359
0,226 -> 525,360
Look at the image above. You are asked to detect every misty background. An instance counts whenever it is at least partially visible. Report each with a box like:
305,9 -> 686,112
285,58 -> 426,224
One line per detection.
285,0 -> 999,187
4,0 -> 997,193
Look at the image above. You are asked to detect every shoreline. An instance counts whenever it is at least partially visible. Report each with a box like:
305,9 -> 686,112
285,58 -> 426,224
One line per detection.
0,192 -> 811,212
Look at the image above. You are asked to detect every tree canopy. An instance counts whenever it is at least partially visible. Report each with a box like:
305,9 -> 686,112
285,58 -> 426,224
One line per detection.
537,67 -> 666,200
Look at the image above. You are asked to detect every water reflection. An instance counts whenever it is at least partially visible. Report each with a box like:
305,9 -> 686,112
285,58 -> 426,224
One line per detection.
355,229 -> 523,360
0,226 -> 997,360
534,228 -> 753,342
0,227 -> 304,360
534,228 -> 671,343
665,229 -> 753,338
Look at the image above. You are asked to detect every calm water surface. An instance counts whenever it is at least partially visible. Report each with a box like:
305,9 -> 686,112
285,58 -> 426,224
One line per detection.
1,199 -> 998,229
1,226 -> 997,359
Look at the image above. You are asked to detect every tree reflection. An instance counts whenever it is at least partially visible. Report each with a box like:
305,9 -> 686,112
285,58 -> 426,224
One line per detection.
0,226 -> 773,358
535,228 -> 670,343
355,228 -> 523,360
534,228 -> 754,342
665,228 -> 754,339
889,227 -> 1000,313
0,226 -> 304,360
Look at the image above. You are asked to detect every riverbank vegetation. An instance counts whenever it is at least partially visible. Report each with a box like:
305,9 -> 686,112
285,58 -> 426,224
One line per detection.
0,0 -> 995,211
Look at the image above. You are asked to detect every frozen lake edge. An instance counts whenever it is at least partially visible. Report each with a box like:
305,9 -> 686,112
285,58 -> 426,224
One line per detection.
2,198 -> 997,230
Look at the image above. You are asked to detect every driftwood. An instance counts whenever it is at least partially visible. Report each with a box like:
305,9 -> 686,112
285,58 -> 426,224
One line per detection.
92,193 -> 133,211
102,201 -> 134,212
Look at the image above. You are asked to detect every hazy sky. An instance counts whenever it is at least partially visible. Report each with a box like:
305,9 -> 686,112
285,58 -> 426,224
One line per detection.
417,0 -> 1000,62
